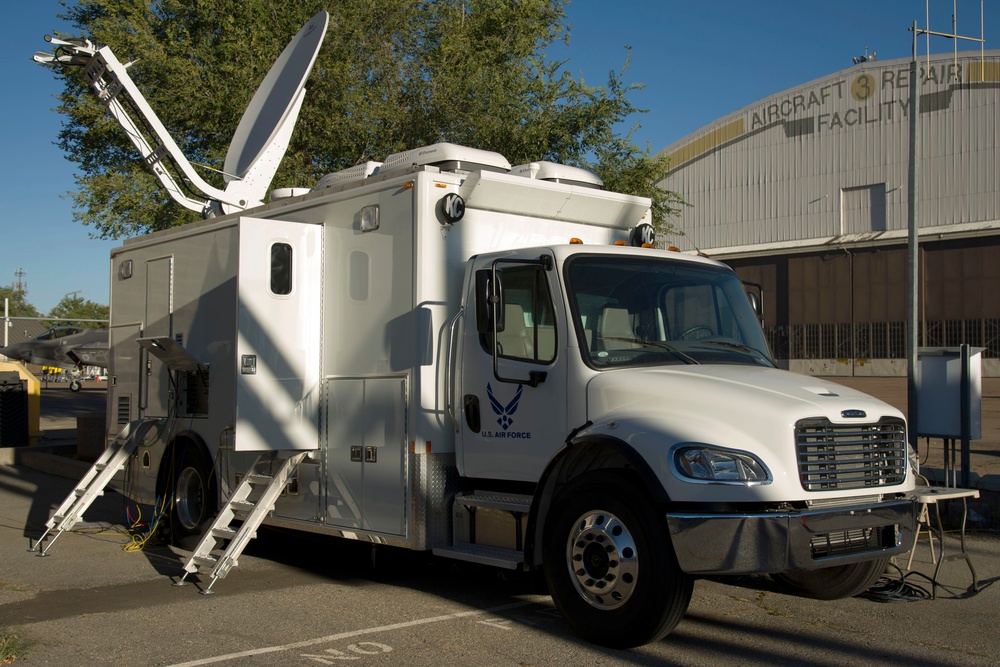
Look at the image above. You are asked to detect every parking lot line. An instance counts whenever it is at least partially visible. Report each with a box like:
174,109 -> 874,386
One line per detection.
165,598 -> 543,666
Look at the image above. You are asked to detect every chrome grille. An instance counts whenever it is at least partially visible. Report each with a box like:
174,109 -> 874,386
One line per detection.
796,418 -> 906,491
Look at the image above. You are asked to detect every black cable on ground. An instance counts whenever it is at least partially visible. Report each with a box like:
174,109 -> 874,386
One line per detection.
860,562 -> 934,603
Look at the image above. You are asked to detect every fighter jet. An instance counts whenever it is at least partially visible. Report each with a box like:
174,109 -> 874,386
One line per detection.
1,326 -> 109,391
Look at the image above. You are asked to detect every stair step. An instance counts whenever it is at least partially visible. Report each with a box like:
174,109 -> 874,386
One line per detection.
192,554 -> 218,568
230,500 -> 255,513
433,543 -> 524,570
32,418 -> 155,556
177,451 -> 307,590
211,526 -> 237,540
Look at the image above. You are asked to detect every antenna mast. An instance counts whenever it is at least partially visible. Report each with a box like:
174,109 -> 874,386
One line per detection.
34,12 -> 329,218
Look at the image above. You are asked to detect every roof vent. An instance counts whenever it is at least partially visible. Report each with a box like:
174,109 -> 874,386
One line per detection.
270,187 -> 311,201
379,143 -> 510,177
313,161 -> 382,191
509,161 -> 603,189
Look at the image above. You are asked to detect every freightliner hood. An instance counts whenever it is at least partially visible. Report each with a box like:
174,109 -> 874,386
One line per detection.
583,365 -> 911,503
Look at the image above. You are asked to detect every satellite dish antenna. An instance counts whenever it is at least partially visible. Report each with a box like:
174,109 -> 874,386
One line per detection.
223,11 -> 329,204
33,11 -> 329,217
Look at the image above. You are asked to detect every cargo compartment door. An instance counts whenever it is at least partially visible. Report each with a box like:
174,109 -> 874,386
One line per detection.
236,217 -> 322,452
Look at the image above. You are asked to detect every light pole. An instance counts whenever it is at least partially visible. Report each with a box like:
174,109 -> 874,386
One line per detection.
905,13 -> 985,453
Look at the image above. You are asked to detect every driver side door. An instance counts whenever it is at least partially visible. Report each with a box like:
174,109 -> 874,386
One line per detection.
457,253 -> 568,482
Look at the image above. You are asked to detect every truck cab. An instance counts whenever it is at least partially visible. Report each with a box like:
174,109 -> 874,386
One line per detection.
453,243 -> 914,647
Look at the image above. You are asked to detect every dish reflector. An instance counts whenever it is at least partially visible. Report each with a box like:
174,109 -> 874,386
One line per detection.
224,11 -> 329,182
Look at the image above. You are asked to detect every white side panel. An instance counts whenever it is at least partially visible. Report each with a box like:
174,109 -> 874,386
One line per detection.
325,376 -> 407,536
236,217 -> 322,451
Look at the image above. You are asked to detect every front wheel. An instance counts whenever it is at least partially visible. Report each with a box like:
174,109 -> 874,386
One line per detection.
772,557 -> 889,600
543,472 -> 693,649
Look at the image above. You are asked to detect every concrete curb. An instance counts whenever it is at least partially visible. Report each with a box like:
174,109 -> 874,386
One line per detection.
0,444 -> 91,479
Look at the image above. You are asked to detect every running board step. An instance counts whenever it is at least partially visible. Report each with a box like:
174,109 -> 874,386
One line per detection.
447,492 -> 532,564
454,492 -> 532,514
433,544 -> 524,570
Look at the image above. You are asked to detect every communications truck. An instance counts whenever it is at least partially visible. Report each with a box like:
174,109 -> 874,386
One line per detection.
34,13 -> 916,648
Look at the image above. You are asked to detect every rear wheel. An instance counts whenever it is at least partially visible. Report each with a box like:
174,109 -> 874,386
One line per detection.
772,557 -> 889,600
163,444 -> 216,544
543,472 -> 693,649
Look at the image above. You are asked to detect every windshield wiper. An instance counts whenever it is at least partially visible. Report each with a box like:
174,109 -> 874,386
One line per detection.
695,340 -> 775,366
597,337 -> 701,365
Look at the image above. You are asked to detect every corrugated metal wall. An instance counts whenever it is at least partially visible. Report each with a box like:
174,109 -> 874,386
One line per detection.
661,51 -> 1000,252
727,238 -> 1000,361
659,51 -> 1000,370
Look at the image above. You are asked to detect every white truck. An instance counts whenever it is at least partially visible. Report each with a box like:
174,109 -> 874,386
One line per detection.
34,13 -> 916,649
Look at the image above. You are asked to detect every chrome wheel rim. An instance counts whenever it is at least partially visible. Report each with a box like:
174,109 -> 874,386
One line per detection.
566,510 -> 638,609
175,467 -> 205,530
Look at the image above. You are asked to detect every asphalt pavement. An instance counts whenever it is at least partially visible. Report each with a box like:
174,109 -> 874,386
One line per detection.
0,463 -> 997,666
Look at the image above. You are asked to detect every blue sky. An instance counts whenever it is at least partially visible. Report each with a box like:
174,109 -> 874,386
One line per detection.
2,0 -> 995,314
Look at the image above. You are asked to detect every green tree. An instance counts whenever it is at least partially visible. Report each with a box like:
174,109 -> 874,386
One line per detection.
49,0 -> 681,239
0,285 -> 41,318
46,294 -> 109,329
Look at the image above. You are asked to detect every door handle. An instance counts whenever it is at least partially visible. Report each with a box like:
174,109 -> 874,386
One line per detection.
463,394 -> 481,433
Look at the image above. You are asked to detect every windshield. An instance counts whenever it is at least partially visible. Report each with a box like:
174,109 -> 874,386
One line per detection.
565,255 -> 774,369
36,326 -> 84,340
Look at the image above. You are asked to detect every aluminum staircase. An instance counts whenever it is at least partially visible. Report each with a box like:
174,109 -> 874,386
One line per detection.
30,419 -> 157,556
176,451 -> 307,594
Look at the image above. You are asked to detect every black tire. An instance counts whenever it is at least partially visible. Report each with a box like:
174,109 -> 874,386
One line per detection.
164,444 -> 216,544
69,380 -> 82,392
543,471 -> 693,649
772,557 -> 890,600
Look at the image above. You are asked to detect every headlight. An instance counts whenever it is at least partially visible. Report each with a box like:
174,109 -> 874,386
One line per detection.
672,445 -> 771,484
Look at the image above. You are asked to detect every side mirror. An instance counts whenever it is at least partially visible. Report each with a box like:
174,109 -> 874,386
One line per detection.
475,268 -> 505,334
743,281 -> 764,320
747,291 -> 761,316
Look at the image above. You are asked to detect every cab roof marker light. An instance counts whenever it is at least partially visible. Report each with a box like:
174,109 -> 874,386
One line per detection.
613,240 -> 627,246
570,237 -> 583,244
667,245 -> 680,252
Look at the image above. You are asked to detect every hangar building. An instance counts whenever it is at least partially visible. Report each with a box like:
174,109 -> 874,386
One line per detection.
659,50 -> 1000,376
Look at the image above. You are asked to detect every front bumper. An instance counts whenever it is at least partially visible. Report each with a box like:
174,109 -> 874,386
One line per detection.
665,498 -> 915,575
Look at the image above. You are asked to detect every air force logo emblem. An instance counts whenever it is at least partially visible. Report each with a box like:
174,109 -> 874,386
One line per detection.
482,383 -> 531,439
487,382 -> 523,430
